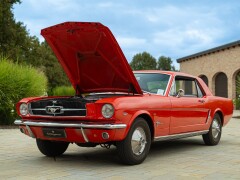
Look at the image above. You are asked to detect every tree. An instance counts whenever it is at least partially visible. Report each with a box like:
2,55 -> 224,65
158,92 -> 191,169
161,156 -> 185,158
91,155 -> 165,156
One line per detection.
0,0 -> 28,63
234,73 -> 240,109
130,52 -> 157,70
157,56 -> 176,71
0,1 -> 70,90
0,0 -> 20,53
21,39 -> 70,91
236,73 -> 240,97
37,41 -> 70,92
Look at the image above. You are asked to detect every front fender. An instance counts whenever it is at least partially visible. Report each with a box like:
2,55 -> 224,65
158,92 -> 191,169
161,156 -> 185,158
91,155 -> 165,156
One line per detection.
117,110 -> 153,140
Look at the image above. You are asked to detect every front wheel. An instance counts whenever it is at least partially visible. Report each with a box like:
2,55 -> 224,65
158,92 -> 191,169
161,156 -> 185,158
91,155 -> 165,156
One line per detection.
36,139 -> 69,157
202,114 -> 222,146
116,117 -> 151,165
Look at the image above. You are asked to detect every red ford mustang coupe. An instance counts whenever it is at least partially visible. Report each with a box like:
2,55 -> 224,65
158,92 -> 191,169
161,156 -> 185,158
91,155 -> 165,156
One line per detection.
15,22 -> 233,165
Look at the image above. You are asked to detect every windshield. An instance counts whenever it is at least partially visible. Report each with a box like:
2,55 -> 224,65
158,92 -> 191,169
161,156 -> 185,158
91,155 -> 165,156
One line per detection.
134,73 -> 171,95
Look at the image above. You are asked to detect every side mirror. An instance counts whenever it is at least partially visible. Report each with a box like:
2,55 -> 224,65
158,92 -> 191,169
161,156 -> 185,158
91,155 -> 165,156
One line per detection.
176,89 -> 184,98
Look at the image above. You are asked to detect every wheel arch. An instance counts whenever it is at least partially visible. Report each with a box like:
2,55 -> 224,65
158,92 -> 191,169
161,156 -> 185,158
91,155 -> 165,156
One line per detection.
126,111 -> 154,141
137,114 -> 154,141
214,110 -> 224,126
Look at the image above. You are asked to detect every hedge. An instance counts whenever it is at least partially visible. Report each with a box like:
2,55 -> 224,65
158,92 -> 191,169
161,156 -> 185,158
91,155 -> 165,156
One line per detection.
0,58 -> 48,124
52,86 -> 75,96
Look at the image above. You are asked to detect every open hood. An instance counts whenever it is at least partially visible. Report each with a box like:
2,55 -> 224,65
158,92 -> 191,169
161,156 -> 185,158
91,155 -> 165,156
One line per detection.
41,22 -> 142,95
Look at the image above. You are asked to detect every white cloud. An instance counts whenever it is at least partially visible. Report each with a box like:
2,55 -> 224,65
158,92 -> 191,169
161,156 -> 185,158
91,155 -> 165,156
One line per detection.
153,28 -> 215,46
152,26 -> 224,59
185,29 -> 211,44
13,0 -> 240,66
145,6 -> 181,24
116,37 -> 147,48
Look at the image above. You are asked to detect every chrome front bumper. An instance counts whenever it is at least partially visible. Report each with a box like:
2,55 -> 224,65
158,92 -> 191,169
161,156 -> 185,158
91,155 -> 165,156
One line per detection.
14,119 -> 127,142
14,119 -> 127,129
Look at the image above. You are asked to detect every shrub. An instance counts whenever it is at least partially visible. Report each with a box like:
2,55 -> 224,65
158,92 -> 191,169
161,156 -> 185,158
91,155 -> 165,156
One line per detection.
0,57 -> 48,124
52,86 -> 75,96
233,99 -> 240,110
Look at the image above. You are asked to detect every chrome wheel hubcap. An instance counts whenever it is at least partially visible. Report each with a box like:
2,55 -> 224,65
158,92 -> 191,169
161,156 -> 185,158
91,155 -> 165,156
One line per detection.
131,127 -> 147,155
212,119 -> 221,138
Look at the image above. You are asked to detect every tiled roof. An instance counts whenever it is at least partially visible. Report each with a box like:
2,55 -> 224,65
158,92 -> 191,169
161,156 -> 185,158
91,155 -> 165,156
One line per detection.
177,40 -> 240,63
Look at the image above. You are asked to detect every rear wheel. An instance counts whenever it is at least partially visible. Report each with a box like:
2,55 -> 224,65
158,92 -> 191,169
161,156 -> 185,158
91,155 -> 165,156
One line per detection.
36,139 -> 69,157
116,117 -> 151,165
202,114 -> 222,145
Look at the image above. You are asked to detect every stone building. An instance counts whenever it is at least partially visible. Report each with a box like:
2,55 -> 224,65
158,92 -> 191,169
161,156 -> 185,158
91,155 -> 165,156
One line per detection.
177,40 -> 240,99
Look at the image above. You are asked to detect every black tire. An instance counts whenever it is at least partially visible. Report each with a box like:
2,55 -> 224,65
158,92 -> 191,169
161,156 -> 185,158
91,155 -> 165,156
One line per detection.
202,113 -> 222,146
36,139 -> 69,157
116,117 -> 151,165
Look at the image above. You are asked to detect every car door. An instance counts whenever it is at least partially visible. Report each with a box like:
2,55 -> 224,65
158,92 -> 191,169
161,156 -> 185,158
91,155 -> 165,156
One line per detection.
169,76 -> 209,134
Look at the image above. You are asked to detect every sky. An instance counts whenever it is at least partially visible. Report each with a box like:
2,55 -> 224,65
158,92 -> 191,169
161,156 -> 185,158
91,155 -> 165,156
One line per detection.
13,0 -> 240,69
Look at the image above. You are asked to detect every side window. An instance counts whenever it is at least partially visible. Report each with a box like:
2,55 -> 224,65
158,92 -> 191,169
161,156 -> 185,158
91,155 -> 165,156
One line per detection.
170,76 -> 203,98
184,80 -> 197,96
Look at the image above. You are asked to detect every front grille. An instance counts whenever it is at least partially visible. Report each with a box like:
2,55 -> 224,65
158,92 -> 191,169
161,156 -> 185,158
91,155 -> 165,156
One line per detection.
29,98 -> 87,116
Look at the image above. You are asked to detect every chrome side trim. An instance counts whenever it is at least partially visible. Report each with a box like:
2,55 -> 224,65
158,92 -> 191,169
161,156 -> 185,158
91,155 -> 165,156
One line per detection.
14,120 -> 127,129
206,110 -> 211,124
154,130 -> 209,142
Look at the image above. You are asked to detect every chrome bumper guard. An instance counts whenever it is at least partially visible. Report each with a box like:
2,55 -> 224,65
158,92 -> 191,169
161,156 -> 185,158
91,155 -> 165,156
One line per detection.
14,120 -> 127,129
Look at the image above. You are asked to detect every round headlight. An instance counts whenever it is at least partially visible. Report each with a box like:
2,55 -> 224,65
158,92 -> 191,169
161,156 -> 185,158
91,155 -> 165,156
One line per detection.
101,104 -> 114,118
20,103 -> 28,116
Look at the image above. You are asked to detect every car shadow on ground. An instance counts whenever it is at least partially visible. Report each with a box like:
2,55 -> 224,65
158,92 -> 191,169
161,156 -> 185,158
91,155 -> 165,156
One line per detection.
33,137 -> 205,166
36,147 -> 121,167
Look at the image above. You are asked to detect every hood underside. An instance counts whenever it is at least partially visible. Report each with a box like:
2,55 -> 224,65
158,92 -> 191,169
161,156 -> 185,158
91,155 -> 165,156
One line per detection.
41,22 -> 142,95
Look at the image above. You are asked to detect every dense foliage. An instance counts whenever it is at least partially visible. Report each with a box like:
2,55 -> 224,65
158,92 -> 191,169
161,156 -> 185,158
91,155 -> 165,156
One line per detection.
236,74 -> 240,97
130,52 -> 157,70
157,56 -> 176,71
0,0 -> 70,90
0,58 -> 48,124
234,74 -> 240,109
0,0 -> 71,124
130,52 -> 176,71
30,41 -> 70,92
52,86 -> 75,96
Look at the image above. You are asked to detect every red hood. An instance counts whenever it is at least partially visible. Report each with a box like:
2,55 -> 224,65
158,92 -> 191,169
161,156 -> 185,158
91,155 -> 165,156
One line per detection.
41,22 -> 142,95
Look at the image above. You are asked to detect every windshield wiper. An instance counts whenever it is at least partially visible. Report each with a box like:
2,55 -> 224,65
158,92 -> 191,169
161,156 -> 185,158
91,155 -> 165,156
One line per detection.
142,90 -> 151,94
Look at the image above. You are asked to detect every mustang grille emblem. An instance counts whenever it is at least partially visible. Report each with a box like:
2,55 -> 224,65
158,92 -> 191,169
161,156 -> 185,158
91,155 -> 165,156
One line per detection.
46,106 -> 63,115
52,100 -> 58,105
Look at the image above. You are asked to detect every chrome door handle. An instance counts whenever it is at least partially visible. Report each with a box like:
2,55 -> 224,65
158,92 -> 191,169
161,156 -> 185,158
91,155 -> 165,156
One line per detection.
198,99 -> 205,103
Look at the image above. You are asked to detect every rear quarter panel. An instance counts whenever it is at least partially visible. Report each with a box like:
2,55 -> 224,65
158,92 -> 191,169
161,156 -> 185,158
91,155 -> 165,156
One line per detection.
205,96 -> 233,127
197,77 -> 233,127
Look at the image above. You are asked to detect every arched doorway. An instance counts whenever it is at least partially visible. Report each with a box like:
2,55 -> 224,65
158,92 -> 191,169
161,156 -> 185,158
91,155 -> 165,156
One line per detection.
199,75 -> 208,86
215,72 -> 228,98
